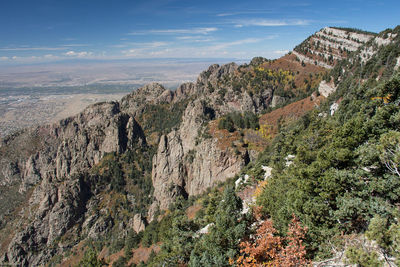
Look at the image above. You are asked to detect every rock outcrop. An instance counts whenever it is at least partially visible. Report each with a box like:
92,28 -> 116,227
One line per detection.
294,27 -> 375,68
318,80 -> 337,98
0,101 -> 147,265
150,64 -> 260,210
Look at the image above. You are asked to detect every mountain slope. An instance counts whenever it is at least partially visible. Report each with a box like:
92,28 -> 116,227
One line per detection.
293,27 -> 376,69
1,25 -> 400,266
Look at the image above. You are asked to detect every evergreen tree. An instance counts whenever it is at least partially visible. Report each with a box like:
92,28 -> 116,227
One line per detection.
190,186 -> 246,266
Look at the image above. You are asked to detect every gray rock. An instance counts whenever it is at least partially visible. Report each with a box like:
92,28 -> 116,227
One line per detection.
1,99 -> 146,265
132,214 -> 146,233
271,95 -> 286,108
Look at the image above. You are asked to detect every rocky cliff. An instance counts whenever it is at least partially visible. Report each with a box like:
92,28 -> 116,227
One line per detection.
0,101 -> 147,265
294,27 -> 376,69
0,62 -> 273,265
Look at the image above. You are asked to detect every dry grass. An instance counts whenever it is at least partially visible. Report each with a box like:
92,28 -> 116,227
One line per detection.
186,204 -> 202,220
128,243 -> 161,266
259,94 -> 324,141
59,241 -> 86,267
208,120 -> 243,152
262,54 -> 327,90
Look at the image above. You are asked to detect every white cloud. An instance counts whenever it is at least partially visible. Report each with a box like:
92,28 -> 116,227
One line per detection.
0,46 -> 66,51
0,56 -> 9,61
176,36 -> 199,40
43,54 -> 60,59
62,44 -> 90,47
176,36 -> 214,43
0,44 -> 90,51
8,55 -> 38,62
122,48 -> 145,57
64,51 -> 92,57
113,41 -> 169,49
149,49 -> 172,56
119,37 -> 282,59
234,19 -> 310,27
216,10 -> 273,17
6,54 -> 61,63
273,50 -> 289,55
147,41 -> 169,47
209,38 -> 263,51
121,41 -> 171,57
111,44 -> 128,48
120,36 -> 258,59
128,27 -> 218,35
217,12 -> 237,17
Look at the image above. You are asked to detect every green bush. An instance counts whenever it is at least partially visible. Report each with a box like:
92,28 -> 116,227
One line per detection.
76,247 -> 104,267
112,256 -> 127,267
218,112 -> 259,132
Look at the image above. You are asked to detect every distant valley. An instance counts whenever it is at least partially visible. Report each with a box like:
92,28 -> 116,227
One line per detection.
0,59 -> 239,88
0,59 -> 239,137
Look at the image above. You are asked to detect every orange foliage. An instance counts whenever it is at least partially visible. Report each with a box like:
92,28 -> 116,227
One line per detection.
236,219 -> 282,266
234,213 -> 309,267
279,215 -> 309,267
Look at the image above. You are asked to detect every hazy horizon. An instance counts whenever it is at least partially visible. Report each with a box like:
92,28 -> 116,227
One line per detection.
0,58 -> 249,90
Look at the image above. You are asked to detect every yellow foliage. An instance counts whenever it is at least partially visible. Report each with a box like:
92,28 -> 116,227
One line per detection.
257,124 -> 274,140
371,94 -> 392,104
254,180 -> 268,198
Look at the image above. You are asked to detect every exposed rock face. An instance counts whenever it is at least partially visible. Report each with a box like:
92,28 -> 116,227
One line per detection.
360,32 -> 398,63
197,63 -> 238,88
17,102 -> 145,193
152,131 -> 186,210
292,51 -> 333,69
318,80 -> 337,98
185,137 -> 244,196
271,95 -> 286,108
151,64 -> 258,210
316,27 -> 373,52
120,83 -> 170,116
174,82 -> 196,102
0,101 -> 147,265
193,63 -> 273,115
151,128 -> 244,210
396,56 -> 400,70
294,27 -> 375,69
7,176 -> 90,266
132,214 -> 146,233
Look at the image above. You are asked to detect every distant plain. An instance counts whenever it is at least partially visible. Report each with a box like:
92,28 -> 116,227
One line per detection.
0,59 -> 239,137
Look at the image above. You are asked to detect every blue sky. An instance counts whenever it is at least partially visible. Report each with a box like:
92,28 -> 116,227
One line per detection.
0,0 -> 399,65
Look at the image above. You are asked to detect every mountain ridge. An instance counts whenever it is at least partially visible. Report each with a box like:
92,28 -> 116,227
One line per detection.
1,25 -> 400,266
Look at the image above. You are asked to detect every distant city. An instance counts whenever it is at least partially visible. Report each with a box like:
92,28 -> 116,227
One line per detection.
0,58 -> 244,137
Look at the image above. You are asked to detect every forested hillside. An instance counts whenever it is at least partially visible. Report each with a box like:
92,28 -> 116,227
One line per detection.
140,25 -> 400,267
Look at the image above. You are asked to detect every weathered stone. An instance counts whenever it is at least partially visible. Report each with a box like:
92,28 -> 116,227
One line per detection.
0,100 -> 146,265
132,214 -> 146,233
271,95 -> 286,108
318,80 -> 337,98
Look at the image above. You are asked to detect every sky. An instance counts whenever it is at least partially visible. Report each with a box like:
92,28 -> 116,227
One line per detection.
0,0 -> 399,65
